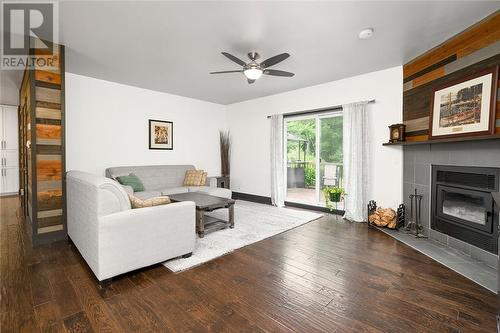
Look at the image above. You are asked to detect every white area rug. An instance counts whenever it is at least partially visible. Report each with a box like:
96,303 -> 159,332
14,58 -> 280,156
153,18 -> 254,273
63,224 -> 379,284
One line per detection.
163,200 -> 323,272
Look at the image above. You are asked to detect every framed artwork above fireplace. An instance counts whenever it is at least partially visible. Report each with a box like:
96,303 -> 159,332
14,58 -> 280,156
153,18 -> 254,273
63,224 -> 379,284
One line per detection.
429,66 -> 498,140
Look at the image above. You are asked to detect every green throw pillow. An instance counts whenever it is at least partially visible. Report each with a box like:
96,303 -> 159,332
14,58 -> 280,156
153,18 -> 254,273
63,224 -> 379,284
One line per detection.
116,173 -> 144,192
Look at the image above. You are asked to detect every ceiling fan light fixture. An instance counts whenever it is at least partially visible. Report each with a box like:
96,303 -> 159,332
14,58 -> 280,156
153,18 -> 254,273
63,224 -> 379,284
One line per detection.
213,51 -> 293,83
243,68 -> 263,80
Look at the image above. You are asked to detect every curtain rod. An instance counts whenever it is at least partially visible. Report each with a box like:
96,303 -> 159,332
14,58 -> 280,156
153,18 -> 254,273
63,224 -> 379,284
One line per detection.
266,99 -> 375,119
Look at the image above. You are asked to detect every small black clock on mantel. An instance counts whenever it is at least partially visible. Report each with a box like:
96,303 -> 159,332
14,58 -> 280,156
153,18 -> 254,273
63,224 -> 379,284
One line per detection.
388,124 -> 406,143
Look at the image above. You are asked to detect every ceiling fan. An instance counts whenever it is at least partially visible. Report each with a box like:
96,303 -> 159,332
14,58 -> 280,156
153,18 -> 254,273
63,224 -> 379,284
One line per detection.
210,51 -> 294,84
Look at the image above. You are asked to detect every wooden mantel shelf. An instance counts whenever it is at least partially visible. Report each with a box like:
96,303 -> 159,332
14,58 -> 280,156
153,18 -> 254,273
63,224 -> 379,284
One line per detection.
383,134 -> 500,146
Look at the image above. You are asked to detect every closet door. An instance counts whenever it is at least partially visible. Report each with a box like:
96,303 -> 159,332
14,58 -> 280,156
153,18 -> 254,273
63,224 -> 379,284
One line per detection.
3,150 -> 18,167
3,106 -> 18,150
0,168 -> 4,193
4,168 -> 19,194
0,106 -> 20,195
0,107 -> 3,148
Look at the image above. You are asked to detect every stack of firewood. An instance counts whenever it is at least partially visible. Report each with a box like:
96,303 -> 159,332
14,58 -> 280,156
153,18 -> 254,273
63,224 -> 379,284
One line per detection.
369,207 -> 397,229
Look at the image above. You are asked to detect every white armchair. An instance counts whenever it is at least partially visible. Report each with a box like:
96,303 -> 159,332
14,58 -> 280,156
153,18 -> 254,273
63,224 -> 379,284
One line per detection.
66,170 -> 195,285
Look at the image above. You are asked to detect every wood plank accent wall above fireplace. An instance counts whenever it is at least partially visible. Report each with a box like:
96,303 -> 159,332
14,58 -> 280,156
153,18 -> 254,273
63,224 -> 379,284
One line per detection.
403,11 -> 500,142
19,42 -> 66,246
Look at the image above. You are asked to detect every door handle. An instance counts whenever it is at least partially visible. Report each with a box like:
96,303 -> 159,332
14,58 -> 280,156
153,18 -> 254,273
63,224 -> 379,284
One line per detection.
486,211 -> 492,222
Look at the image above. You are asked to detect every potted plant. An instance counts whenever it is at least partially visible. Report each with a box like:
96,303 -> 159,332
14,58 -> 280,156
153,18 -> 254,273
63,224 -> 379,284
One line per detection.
322,186 -> 346,212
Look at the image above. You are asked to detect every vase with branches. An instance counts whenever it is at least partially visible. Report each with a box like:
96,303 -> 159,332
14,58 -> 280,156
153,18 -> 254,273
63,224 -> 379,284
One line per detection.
220,131 -> 231,177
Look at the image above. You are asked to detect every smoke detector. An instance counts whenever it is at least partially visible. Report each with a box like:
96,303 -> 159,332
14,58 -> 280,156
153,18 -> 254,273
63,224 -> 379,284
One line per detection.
358,28 -> 374,40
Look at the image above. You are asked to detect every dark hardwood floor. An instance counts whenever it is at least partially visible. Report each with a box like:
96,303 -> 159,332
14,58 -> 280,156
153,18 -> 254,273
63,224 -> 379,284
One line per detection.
1,196 -> 497,332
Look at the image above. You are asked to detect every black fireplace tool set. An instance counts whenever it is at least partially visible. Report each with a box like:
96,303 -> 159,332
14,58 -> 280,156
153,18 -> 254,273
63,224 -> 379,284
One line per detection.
405,189 -> 427,238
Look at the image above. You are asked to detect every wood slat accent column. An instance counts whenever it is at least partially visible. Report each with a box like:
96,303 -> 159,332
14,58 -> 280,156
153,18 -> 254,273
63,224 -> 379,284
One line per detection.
403,11 -> 500,142
19,42 -> 66,245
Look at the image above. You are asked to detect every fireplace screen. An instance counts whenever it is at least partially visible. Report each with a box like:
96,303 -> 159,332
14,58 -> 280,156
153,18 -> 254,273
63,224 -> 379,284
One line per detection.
432,165 -> 498,253
442,191 -> 486,225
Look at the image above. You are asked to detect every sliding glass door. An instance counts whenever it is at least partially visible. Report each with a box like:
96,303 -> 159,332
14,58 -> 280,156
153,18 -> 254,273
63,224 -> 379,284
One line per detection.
285,112 -> 343,208
319,115 -> 343,206
285,117 -> 317,204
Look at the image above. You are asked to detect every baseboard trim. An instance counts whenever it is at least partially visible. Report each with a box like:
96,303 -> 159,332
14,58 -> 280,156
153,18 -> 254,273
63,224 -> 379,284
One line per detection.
232,191 -> 344,215
0,193 -> 19,198
284,201 -> 344,215
232,191 -> 272,205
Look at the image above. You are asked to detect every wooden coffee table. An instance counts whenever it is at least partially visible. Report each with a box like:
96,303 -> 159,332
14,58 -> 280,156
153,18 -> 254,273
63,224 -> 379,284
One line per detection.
169,192 -> 235,238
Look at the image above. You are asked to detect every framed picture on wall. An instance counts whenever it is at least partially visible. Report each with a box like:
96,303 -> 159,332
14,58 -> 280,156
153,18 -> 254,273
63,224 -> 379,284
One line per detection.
149,119 -> 173,150
429,66 -> 498,139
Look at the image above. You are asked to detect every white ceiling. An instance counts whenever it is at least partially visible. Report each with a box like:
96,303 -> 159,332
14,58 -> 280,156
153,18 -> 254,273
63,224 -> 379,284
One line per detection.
1,1 -> 499,105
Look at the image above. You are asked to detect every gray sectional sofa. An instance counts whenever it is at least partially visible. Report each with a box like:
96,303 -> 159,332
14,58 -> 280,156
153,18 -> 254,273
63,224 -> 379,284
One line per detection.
105,165 -> 232,200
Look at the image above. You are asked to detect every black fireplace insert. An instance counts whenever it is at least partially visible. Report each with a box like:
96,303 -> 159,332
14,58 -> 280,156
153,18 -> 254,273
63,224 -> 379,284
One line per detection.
431,165 -> 499,254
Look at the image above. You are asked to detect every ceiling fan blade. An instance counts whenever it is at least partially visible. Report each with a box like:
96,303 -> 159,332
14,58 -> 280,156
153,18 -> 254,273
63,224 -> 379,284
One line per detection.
263,69 -> 295,77
209,70 -> 243,74
260,53 -> 290,68
221,52 -> 247,66
247,79 -> 255,84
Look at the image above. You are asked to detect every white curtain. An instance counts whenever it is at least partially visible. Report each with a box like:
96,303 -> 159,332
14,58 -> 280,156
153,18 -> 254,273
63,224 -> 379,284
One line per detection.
270,114 -> 285,207
342,102 -> 369,222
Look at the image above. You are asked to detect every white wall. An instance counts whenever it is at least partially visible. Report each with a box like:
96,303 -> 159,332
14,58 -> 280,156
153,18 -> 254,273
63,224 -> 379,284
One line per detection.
66,67 -> 403,208
65,73 -> 227,176
227,66 -> 403,208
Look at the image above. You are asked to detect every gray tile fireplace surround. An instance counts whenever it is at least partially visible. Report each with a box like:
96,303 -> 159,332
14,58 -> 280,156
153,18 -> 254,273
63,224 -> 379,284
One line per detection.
399,140 -> 500,292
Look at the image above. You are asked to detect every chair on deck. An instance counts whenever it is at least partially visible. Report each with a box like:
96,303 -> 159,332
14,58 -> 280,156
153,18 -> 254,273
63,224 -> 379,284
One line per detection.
323,164 -> 338,187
